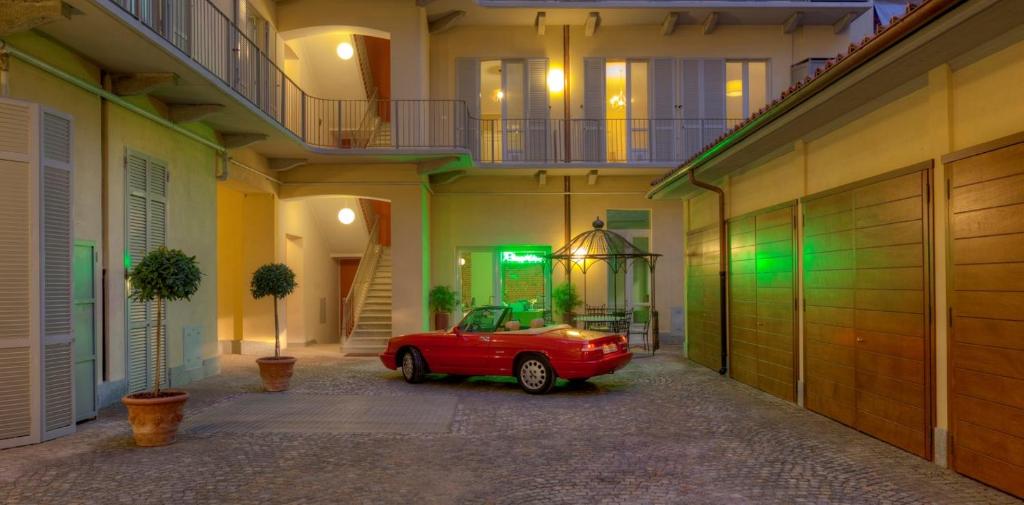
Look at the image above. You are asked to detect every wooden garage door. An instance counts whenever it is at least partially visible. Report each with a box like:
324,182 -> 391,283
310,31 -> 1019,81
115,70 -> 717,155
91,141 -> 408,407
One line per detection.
947,141 -> 1024,498
686,224 -> 722,371
803,165 -> 932,459
729,204 -> 797,402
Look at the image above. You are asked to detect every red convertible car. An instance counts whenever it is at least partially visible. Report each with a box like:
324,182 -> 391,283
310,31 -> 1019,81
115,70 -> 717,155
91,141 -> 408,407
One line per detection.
380,306 -> 632,394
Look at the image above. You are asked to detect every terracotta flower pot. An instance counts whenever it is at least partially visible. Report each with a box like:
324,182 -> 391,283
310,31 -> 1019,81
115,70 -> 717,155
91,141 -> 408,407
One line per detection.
122,390 -> 189,447
256,356 -> 297,392
434,311 -> 450,331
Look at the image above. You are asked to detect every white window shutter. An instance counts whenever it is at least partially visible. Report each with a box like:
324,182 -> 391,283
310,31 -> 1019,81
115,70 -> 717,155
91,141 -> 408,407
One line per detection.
455,58 -> 480,160
651,58 -> 677,162
680,59 -> 702,160
40,109 -> 75,440
526,58 -> 550,162
125,150 -> 169,393
0,98 -> 36,449
582,57 -> 605,162
701,59 -> 727,150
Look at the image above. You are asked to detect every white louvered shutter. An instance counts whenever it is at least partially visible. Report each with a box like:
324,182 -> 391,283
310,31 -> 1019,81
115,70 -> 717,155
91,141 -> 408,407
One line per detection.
455,58 -> 480,161
525,58 -> 550,162
651,58 -> 676,162
0,99 -> 37,449
582,57 -> 605,162
40,109 -> 75,440
125,150 -> 169,393
701,59 -> 727,151
680,59 -> 702,160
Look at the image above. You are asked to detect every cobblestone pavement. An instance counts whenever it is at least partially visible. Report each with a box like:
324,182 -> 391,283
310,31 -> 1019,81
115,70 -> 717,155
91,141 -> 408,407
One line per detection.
1,346 -> 1020,505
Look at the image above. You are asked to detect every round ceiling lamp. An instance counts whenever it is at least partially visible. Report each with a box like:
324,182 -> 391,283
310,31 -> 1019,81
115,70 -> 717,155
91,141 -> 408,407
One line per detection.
337,207 -> 355,224
336,42 -> 354,60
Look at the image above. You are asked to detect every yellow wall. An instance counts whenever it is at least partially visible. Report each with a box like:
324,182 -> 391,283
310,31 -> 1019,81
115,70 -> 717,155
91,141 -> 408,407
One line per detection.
278,198 -> 341,344
7,31 -> 221,394
432,174 -> 685,338
680,37 -> 1024,462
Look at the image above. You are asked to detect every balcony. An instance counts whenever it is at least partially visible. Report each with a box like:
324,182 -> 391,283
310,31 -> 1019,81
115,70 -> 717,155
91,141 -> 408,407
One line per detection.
96,0 -> 742,167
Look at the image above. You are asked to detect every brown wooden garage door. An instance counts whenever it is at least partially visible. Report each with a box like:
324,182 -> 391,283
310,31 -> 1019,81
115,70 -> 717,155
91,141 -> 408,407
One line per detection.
802,164 -> 932,459
686,224 -> 722,371
947,140 -> 1024,498
729,204 -> 798,402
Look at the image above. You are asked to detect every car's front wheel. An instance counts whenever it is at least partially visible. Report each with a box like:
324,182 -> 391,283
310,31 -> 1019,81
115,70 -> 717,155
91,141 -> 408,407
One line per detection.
517,354 -> 556,394
400,348 -> 427,384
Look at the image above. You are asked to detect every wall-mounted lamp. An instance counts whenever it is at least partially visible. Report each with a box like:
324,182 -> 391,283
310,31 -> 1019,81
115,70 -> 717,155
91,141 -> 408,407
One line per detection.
547,68 -> 565,93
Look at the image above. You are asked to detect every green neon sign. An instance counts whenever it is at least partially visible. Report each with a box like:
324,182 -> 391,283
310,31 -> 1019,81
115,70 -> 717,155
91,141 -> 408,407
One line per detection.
501,251 -> 545,264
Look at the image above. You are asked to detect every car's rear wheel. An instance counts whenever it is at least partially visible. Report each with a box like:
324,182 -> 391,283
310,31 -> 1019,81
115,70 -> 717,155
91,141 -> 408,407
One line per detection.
517,355 -> 556,394
400,348 -> 427,384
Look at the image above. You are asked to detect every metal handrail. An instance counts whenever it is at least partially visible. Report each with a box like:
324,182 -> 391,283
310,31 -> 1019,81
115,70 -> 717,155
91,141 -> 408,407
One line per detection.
342,216 -> 382,339
105,0 -> 753,163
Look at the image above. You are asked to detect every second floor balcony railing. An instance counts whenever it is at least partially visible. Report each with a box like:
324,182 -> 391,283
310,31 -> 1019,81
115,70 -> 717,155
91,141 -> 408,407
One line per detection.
105,0 -> 744,164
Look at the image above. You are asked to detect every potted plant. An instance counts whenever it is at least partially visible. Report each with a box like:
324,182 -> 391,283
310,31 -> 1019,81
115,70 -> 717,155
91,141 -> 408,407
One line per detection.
251,263 -> 298,392
122,247 -> 202,447
552,281 -> 581,326
429,285 -> 457,330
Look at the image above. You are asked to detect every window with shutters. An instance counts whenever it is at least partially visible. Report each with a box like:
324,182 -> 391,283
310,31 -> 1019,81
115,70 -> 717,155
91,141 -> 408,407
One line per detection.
460,57 -> 549,163
124,149 -> 169,394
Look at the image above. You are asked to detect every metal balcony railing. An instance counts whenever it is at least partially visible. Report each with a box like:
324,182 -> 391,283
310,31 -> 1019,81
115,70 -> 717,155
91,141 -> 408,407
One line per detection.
105,0 -> 745,164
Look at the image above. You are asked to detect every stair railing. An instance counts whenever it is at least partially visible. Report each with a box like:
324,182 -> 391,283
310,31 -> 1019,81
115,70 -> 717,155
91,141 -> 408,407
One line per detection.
343,216 -> 382,340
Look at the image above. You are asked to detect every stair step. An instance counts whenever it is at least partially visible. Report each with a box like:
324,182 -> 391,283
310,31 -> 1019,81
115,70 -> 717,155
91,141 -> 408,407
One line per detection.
360,314 -> 391,321
357,322 -> 392,330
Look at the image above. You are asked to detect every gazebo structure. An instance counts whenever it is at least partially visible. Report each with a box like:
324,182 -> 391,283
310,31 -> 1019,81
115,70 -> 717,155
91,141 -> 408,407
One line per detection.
549,218 -> 662,352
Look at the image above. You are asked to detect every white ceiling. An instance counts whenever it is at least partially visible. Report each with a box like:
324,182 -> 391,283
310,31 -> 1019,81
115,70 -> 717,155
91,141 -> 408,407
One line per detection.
305,196 -> 371,256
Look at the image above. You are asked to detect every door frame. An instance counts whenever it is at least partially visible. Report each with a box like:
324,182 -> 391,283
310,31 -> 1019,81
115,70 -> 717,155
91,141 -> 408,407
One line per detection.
799,160 -> 936,460
73,239 -> 99,421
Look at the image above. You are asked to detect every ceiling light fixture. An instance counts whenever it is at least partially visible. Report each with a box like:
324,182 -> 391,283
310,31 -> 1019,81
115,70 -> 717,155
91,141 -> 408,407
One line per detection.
336,41 -> 354,60
338,207 -> 355,224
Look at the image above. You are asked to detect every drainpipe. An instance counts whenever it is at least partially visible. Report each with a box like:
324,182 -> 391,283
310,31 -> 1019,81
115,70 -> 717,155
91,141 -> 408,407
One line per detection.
688,168 -> 728,375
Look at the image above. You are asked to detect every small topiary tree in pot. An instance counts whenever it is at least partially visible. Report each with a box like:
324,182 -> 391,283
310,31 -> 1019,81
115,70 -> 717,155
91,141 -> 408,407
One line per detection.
552,281 -> 582,326
251,263 -> 298,392
122,247 -> 202,447
429,285 -> 457,330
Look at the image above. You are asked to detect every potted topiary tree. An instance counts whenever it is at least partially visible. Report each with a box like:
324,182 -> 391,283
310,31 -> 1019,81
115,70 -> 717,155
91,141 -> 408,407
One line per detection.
429,285 -> 457,330
122,247 -> 202,447
552,281 -> 581,326
251,263 -> 298,392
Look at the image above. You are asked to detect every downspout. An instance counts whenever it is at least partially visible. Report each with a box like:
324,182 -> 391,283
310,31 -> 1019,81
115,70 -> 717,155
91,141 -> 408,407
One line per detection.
688,168 -> 728,375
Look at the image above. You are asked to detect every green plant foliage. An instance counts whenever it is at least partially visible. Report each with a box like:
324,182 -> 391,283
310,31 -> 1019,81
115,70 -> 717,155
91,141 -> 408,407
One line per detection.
552,281 -> 581,315
251,263 -> 297,300
429,285 -> 457,313
128,247 -> 203,303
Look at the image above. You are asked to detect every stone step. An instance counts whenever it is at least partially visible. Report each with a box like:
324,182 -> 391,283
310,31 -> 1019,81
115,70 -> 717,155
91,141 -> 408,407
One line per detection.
359,314 -> 391,322
356,321 -> 392,330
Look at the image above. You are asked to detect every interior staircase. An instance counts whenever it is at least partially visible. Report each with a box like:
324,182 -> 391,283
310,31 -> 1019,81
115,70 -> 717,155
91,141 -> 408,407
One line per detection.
343,247 -> 392,356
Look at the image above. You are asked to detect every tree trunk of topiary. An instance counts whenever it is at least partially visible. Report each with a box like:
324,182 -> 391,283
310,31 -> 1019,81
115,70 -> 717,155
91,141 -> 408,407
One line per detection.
154,296 -> 163,396
274,297 -> 280,358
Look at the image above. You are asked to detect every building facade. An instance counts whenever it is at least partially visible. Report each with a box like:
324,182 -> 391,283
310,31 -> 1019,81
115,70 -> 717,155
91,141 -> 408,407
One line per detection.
2,0 -> 1021,499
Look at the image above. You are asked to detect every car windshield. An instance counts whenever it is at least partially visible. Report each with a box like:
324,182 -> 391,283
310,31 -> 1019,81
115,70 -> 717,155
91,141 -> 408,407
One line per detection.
457,307 -> 509,333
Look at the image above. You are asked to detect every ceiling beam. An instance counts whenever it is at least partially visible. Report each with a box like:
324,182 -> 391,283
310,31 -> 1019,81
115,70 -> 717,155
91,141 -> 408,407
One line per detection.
702,12 -> 719,35
428,10 -> 465,34
661,12 -> 680,36
221,133 -> 268,149
833,12 -> 857,34
429,170 -> 467,185
111,72 -> 178,96
535,11 -> 546,36
587,170 -> 598,185
268,158 -> 307,171
536,170 -> 547,187
584,12 -> 600,37
783,12 -> 803,34
0,0 -> 62,36
168,103 -> 224,123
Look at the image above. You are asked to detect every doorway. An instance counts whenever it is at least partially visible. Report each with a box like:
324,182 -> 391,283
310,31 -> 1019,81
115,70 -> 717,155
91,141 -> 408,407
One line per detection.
73,241 -> 97,422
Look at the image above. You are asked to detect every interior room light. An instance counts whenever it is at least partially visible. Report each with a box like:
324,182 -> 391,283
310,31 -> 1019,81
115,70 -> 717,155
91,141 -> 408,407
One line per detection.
547,68 -> 565,92
459,257 -> 467,266
726,79 -> 743,97
494,89 -> 504,101
338,207 -> 355,224
336,41 -> 354,60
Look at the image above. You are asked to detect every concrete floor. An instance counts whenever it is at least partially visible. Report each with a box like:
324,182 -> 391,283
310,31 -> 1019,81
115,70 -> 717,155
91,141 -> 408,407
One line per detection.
0,346 -> 1019,504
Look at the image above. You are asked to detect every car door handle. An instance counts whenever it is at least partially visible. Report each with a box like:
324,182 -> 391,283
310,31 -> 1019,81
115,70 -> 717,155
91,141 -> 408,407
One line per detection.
479,336 -> 491,342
